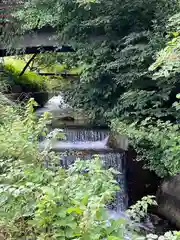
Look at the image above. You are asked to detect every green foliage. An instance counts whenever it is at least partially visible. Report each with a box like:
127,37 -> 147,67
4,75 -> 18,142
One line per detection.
111,118 -> 180,177
149,12 -> 180,78
16,53 -> 82,91
0,98 -> 179,239
0,98 -> 50,160
11,0 -> 180,122
126,196 -> 157,223
1,96 -> 177,240
0,55 -> 81,93
0,98 -> 127,239
0,156 -> 125,239
1,57 -> 48,92
32,158 -> 124,240
148,7 -> 180,122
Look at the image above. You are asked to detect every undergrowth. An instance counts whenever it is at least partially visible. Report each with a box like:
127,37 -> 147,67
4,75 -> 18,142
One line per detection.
111,94 -> 180,178
0,98 -> 126,239
0,97 -> 180,239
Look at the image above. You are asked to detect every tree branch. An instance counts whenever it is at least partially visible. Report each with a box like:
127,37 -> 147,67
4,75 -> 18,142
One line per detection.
19,53 -> 37,76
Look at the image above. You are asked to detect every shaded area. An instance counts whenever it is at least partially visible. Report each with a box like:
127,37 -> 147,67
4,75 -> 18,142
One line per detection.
0,45 -> 75,57
0,27 -> 74,56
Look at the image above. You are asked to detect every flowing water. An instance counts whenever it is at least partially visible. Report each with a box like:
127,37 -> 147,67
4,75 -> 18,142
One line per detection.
38,95 -> 128,211
37,95 -> 163,238
37,95 -> 158,239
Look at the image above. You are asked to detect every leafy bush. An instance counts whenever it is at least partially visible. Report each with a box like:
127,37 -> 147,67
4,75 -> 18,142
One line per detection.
126,196 -> 157,223
149,11 -> 180,79
0,98 -> 50,160
0,156 -> 125,239
0,97 -> 180,239
0,98 -> 127,239
111,118 -> 180,178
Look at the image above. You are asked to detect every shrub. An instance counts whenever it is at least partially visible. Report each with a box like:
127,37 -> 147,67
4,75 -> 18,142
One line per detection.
0,98 -> 128,239
111,118 -> 180,178
0,97 -> 180,239
0,156 -> 125,239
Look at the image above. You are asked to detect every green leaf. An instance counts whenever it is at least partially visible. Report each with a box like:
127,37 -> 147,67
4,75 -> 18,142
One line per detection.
41,187 -> 55,195
66,207 -> 83,214
108,236 -> 120,240
176,93 -> 180,99
54,219 -> 68,227
65,227 -> 74,238
54,230 -> 65,237
81,193 -> 89,204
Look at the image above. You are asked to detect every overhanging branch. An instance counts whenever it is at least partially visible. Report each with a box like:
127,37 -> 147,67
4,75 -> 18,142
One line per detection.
19,53 -> 37,76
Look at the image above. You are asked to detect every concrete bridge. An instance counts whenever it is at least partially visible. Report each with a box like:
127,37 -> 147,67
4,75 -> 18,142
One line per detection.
0,2 -> 74,56
0,27 -> 74,56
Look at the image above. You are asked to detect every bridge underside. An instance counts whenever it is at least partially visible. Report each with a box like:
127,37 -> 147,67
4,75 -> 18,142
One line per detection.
0,27 -> 74,56
0,45 -> 74,57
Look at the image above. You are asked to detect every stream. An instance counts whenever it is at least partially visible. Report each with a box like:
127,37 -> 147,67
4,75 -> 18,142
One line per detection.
37,95 -> 128,212
37,94 -> 169,238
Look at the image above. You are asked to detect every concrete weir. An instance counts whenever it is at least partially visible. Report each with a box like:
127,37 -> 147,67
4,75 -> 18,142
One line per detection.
37,96 -> 128,212
40,127 -> 128,212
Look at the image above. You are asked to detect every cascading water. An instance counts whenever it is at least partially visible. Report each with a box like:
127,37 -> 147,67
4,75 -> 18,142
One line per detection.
37,95 -> 159,238
38,95 -> 128,212
63,127 -> 109,142
38,95 -> 159,239
60,128 -> 128,212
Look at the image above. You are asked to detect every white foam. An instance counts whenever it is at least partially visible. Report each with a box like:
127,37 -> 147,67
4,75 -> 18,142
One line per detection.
36,94 -> 71,116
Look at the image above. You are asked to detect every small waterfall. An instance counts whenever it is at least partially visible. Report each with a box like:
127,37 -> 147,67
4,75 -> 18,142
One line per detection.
36,94 -> 72,117
60,149 -> 127,211
63,128 -> 109,142
38,95 -> 128,212
46,127 -> 128,212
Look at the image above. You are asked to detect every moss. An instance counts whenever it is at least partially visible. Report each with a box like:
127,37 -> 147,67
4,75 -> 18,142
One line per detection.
0,55 -> 82,94
2,57 -> 48,92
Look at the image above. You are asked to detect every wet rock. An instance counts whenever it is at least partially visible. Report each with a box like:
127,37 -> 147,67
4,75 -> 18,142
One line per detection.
126,147 -> 160,206
148,214 -> 176,235
108,209 -> 154,234
106,133 -> 129,151
11,84 -> 22,93
156,174 -> 180,229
